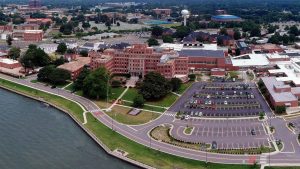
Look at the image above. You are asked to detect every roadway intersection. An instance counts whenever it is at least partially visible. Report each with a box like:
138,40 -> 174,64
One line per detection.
1,74 -> 300,167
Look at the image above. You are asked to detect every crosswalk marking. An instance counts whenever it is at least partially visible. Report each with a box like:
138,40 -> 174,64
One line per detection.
163,113 -> 176,117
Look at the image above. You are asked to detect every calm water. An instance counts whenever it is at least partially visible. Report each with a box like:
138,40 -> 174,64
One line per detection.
0,88 -> 139,169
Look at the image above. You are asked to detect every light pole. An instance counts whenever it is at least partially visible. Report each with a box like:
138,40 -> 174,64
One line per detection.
201,144 -> 208,164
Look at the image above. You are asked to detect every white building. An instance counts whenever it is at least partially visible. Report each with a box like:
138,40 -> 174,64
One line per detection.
38,43 -> 59,54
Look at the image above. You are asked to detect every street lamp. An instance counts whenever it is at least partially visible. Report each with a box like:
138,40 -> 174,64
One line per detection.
201,144 -> 208,164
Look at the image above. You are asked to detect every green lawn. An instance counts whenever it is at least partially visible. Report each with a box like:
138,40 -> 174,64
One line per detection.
265,167 -> 300,169
177,81 -> 194,94
0,77 -> 261,169
121,88 -> 178,107
121,88 -> 139,101
110,87 -> 126,100
85,113 -> 259,169
122,100 -> 166,112
0,78 -> 84,122
30,79 -> 38,83
105,105 -> 161,125
64,83 -> 75,91
146,93 -> 178,107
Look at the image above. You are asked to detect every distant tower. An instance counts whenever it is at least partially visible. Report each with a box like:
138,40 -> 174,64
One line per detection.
181,9 -> 189,26
29,0 -> 41,8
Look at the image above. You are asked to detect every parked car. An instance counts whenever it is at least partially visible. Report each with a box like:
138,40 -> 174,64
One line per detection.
212,141 -> 217,149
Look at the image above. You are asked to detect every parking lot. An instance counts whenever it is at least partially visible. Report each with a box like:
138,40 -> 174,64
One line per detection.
171,118 -> 270,149
169,82 -> 271,118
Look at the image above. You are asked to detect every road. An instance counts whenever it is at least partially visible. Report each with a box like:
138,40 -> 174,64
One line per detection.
1,74 -> 300,167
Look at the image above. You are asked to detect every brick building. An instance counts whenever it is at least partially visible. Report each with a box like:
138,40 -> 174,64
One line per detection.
261,77 -> 299,108
26,18 -> 52,25
23,30 -> 43,41
178,49 -> 236,71
90,44 -> 189,81
252,44 -> 284,53
58,57 -> 91,80
0,25 -> 13,32
153,8 -> 172,16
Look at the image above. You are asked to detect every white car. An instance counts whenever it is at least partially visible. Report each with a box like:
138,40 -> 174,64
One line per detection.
224,101 -> 228,105
185,115 -> 190,120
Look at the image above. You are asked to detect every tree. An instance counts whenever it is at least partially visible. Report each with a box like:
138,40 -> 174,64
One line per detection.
82,21 -> 91,29
220,28 -> 227,35
20,52 -> 35,73
53,56 -> 66,66
73,66 -> 90,90
132,94 -> 145,108
174,26 -> 191,39
56,42 -> 67,54
111,80 -> 121,88
169,78 -> 182,92
105,21 -> 111,27
80,50 -> 88,57
83,67 -> 110,99
151,26 -> 164,37
37,65 -> 55,82
6,35 -> 12,46
8,47 -> 21,60
233,29 -> 241,40
188,74 -> 196,81
162,35 -> 174,43
48,68 -> 71,85
147,38 -> 159,47
140,72 -> 171,100
282,34 -> 290,45
275,106 -> 286,114
21,45 -> 51,68
289,25 -> 299,36
250,26 -> 261,37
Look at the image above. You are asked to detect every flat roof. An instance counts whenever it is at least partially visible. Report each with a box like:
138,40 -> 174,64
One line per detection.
58,57 -> 90,72
261,76 -> 297,102
231,54 -> 270,67
268,58 -> 300,86
0,58 -> 19,64
160,43 -> 219,51
178,49 -> 224,58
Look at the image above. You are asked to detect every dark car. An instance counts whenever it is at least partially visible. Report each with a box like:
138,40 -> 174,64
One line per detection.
251,129 -> 256,135
212,141 -> 217,149
51,85 -> 56,89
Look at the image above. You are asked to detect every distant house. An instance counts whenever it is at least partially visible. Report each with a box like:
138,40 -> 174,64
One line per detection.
235,41 -> 251,55
162,28 -> 175,36
217,35 -> 234,46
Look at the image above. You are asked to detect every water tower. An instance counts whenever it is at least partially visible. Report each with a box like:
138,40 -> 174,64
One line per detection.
181,9 -> 189,26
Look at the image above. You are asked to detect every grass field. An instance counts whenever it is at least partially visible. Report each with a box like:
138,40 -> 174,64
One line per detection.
0,78 -> 84,122
105,105 -> 161,125
86,114 -> 260,169
265,167 -> 300,169
0,77 -> 260,169
177,81 -> 194,94
122,100 -> 166,112
122,88 -> 178,107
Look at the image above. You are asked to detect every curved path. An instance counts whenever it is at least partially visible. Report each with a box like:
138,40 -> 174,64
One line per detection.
1,74 -> 300,167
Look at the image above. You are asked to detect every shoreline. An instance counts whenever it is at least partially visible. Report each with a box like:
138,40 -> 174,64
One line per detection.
0,83 -> 154,169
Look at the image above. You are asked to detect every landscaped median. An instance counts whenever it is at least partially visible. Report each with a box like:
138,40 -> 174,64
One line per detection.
0,77 -> 260,169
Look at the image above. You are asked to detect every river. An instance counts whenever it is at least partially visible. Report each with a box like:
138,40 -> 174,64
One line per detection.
0,88 -> 139,169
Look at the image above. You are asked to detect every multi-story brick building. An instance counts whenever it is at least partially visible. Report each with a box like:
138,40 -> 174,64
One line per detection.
178,49 -> 236,71
153,8 -> 172,16
23,30 -> 43,41
90,44 -> 189,81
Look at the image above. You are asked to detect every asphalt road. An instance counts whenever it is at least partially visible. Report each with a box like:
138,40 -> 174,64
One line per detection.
1,74 -> 300,167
